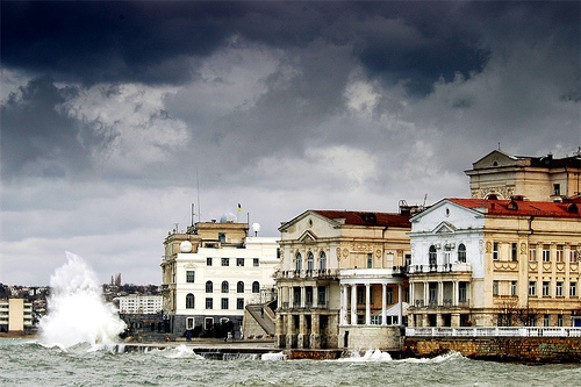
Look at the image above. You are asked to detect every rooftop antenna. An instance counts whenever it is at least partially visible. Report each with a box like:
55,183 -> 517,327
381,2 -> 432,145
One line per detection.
423,193 -> 428,207
196,167 -> 201,222
191,203 -> 195,226
497,142 -> 501,151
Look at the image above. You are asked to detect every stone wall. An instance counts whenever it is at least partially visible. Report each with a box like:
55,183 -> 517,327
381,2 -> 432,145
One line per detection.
403,337 -> 581,363
339,326 -> 403,351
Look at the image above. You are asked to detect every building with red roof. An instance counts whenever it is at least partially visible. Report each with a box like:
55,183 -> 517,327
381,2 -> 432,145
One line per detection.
407,196 -> 581,328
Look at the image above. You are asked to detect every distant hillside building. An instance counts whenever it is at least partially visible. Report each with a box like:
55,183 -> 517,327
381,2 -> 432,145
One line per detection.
465,149 -> 581,201
406,197 -> 581,328
115,294 -> 163,315
0,299 -> 33,332
160,219 -> 279,339
275,208 -> 413,350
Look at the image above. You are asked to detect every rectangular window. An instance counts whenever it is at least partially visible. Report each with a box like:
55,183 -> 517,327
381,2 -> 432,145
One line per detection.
556,245 -> 564,263
511,280 -> 518,296
459,282 -> 467,303
367,253 -> 373,268
529,246 -> 537,262
253,258 -> 259,267
237,298 -> 244,310
186,271 -> 195,283
570,248 -> 579,263
405,254 -> 412,267
570,282 -> 577,297
306,287 -> 313,306
529,281 -> 537,296
557,314 -> 563,327
386,288 -> 394,304
236,258 -> 244,267
205,298 -> 213,309
542,245 -> 551,262
511,243 -> 518,262
543,314 -> 550,327
221,298 -> 229,310
493,242 -> 499,260
553,183 -> 560,196
556,281 -> 563,297
221,258 -> 229,266
206,257 -> 213,266
542,281 -> 550,297
317,286 -> 326,306
493,280 -> 499,296
218,233 -> 226,243
357,287 -> 365,304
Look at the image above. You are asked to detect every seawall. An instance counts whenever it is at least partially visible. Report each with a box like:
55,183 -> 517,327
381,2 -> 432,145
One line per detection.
402,337 -> 581,363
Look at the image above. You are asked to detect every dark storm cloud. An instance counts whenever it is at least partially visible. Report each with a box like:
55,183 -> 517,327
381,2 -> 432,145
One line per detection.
0,77 -> 86,179
1,1 -> 509,94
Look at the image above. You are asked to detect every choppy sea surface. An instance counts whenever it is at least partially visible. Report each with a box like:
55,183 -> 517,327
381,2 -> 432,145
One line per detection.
1,339 -> 580,387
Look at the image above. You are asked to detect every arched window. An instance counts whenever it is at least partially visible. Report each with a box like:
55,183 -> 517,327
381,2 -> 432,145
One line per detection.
307,252 -> 314,271
429,245 -> 437,265
186,293 -> 195,309
237,281 -> 244,293
319,251 -> 327,271
458,244 -> 467,263
205,281 -> 213,293
295,252 -> 302,272
221,281 -> 229,293
252,281 -> 260,293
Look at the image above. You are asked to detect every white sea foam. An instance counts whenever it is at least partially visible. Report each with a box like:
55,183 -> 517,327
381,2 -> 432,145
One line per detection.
38,252 -> 127,350
338,349 -> 393,362
162,344 -> 203,359
261,351 -> 287,361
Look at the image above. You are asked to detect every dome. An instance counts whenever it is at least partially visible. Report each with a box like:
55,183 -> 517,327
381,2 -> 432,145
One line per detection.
180,241 -> 193,253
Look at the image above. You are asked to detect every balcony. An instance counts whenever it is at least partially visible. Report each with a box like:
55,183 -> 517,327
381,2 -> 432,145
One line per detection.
275,269 -> 339,280
411,298 -> 471,309
407,262 -> 472,275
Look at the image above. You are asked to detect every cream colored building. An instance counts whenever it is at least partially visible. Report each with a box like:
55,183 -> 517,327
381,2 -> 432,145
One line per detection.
115,294 -> 163,315
465,149 -> 581,201
275,209 -> 412,350
161,220 -> 279,338
407,197 -> 581,328
0,299 -> 33,332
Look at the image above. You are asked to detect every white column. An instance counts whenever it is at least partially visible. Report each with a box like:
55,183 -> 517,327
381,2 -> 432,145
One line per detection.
351,284 -> 357,325
339,285 -> 345,324
365,283 -> 371,325
424,281 -> 429,306
437,281 -> 443,307
300,286 -> 306,308
398,283 -> 403,325
313,286 -> 318,308
381,283 -> 387,326
289,286 -> 294,308
341,285 -> 348,325
453,280 -> 458,307
409,282 -> 415,307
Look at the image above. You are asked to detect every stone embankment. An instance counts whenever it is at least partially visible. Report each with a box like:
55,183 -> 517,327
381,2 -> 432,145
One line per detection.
402,337 -> 581,363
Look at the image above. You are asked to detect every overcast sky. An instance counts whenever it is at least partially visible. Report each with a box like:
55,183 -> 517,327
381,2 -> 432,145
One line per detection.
1,1 -> 579,286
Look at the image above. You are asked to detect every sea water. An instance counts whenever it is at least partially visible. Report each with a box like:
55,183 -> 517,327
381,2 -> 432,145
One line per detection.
2,255 -> 579,386
1,341 -> 580,387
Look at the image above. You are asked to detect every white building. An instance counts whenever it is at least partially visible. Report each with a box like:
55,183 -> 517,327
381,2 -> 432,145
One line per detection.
115,294 -> 163,315
161,220 -> 279,338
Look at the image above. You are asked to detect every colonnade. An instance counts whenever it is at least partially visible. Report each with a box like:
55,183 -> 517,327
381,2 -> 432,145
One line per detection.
339,280 -> 403,326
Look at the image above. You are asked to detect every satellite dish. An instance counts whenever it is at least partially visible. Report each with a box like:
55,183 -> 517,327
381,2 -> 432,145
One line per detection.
252,223 -> 261,236
180,241 -> 193,253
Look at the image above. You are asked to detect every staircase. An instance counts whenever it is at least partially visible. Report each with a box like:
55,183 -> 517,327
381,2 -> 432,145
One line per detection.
244,301 -> 276,337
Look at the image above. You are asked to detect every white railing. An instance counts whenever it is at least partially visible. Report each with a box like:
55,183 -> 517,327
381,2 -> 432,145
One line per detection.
406,327 -> 581,338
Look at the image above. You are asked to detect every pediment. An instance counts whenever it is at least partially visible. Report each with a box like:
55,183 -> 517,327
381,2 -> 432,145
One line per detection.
433,221 -> 456,234
298,230 -> 318,244
471,150 -> 518,169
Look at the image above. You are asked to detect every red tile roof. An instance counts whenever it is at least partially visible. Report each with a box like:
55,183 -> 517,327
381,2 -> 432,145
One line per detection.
311,210 -> 411,227
447,198 -> 581,218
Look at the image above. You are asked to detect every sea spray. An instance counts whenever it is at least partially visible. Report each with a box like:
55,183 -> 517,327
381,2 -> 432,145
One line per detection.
38,252 -> 126,349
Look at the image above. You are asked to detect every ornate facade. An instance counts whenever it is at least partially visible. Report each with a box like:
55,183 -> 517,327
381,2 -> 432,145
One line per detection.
274,209 -> 412,350
465,149 -> 581,201
407,197 -> 581,328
